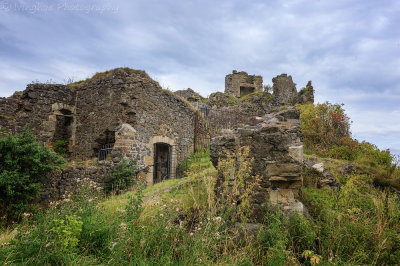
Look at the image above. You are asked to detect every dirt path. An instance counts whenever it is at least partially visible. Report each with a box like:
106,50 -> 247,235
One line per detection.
142,178 -> 192,204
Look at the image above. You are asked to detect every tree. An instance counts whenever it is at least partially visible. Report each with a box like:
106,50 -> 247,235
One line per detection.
0,127 -> 65,223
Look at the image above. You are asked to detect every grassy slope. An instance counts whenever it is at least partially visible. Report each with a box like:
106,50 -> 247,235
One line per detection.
1,148 -> 400,265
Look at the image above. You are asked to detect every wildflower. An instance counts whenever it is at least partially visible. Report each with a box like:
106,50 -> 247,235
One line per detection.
160,213 -> 164,217
110,241 -> 117,250
213,216 -> 222,223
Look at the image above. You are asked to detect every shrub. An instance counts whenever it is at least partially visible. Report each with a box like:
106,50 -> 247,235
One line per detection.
0,127 -> 64,223
106,157 -> 139,194
297,102 -> 351,155
50,215 -> 83,251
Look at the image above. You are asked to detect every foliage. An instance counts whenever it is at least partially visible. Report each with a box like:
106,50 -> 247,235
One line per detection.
256,207 -> 290,265
53,140 -> 69,156
298,102 -> 399,185
1,149 -> 400,265
297,102 -> 351,155
303,173 -> 400,264
287,213 -> 316,255
263,84 -> 273,93
106,157 -> 139,194
216,146 -> 261,222
50,215 -> 83,251
0,127 -> 65,223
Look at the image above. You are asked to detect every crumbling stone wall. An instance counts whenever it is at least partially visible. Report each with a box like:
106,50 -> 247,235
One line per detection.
0,84 -> 76,147
298,81 -> 315,104
210,106 -> 305,221
0,68 -> 208,186
174,88 -> 205,102
272,74 -> 298,105
225,70 -> 263,98
41,163 -> 112,203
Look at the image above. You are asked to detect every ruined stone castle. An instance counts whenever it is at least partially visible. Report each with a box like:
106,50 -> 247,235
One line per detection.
0,68 -> 314,217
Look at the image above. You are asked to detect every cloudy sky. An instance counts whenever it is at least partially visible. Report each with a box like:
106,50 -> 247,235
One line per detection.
0,0 -> 399,154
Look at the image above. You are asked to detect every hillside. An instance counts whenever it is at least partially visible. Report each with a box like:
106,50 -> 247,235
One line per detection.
1,70 -> 400,265
1,101 -> 400,265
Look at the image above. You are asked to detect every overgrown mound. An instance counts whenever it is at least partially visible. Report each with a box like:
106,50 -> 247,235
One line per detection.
298,102 -> 399,190
67,67 -> 150,88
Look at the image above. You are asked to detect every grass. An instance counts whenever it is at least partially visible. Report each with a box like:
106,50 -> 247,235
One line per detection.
2,148 -> 400,265
67,67 -> 149,88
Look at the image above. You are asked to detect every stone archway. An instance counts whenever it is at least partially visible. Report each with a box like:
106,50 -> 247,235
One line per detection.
146,136 -> 176,185
43,103 -> 76,151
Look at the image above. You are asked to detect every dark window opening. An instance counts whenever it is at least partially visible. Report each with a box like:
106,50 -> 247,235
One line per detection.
94,129 -> 115,158
240,86 -> 255,97
53,109 -> 73,154
153,143 -> 171,184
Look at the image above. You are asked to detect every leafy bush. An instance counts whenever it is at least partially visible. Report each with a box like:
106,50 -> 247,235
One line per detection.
0,183 -> 108,265
50,215 -> 83,251
0,127 -> 64,223
297,102 -> 351,155
106,157 -> 139,194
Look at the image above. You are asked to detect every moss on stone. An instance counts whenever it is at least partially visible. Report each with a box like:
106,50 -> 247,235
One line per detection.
239,91 -> 272,102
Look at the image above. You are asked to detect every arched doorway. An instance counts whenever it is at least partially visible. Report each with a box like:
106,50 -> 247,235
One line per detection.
153,142 -> 171,184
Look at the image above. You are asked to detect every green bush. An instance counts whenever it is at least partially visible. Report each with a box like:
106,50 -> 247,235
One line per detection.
0,183 -> 107,265
106,157 -> 138,194
328,145 -> 358,161
0,127 -> 64,223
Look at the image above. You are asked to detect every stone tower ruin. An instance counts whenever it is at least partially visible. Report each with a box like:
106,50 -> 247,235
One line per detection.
225,70 -> 263,98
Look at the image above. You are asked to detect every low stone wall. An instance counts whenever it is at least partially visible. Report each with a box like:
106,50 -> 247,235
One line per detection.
210,106 -> 305,221
40,162 -> 114,203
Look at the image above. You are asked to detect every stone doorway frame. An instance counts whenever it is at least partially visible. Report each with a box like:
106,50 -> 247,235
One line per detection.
146,136 -> 176,185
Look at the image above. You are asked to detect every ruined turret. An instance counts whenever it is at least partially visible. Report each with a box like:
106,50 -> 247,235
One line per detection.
225,70 -> 263,98
298,81 -> 314,104
272,74 -> 298,105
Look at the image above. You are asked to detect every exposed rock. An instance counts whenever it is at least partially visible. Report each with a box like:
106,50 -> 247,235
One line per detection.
338,162 -> 355,176
298,81 -> 314,104
312,163 -> 325,173
304,159 -> 340,189
210,106 -> 305,221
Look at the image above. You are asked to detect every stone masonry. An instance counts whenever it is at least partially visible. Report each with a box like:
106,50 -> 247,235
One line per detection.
0,68 -> 208,187
225,70 -> 263,98
210,106 -> 305,221
272,74 -> 298,105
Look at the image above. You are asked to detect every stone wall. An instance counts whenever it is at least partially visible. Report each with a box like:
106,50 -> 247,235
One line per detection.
41,163 -> 112,203
298,81 -> 315,104
210,106 -> 305,221
0,68 -> 208,186
225,70 -> 263,98
174,88 -> 205,102
272,74 -> 298,105
0,84 -> 76,146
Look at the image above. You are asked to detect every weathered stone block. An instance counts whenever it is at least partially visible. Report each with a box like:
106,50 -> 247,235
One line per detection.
266,163 -> 301,177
